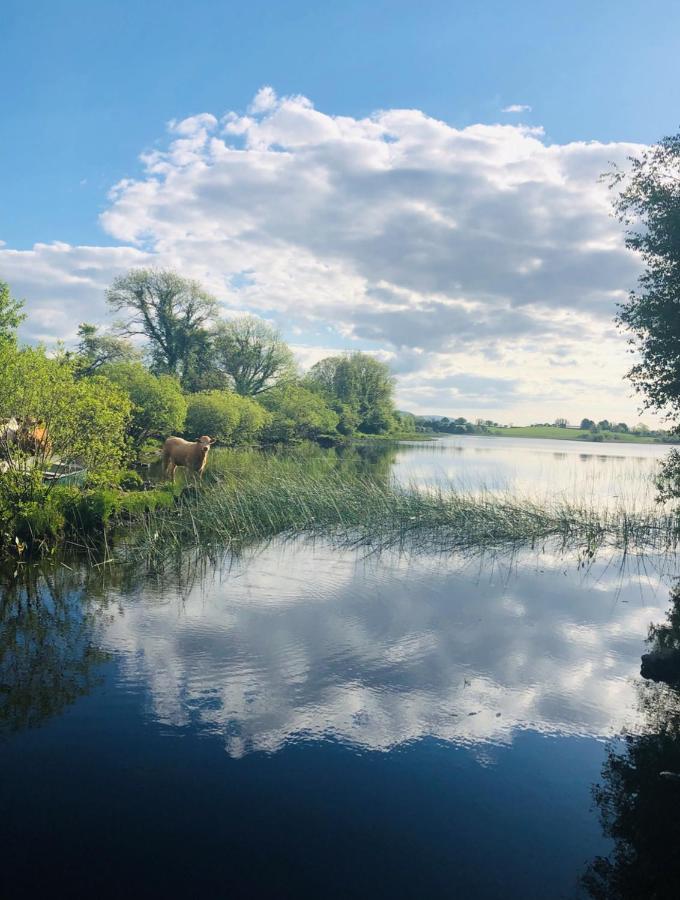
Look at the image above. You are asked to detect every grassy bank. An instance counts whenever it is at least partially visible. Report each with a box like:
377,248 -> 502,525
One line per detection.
352,432 -> 434,442
484,425 -> 678,444
123,450 -> 680,567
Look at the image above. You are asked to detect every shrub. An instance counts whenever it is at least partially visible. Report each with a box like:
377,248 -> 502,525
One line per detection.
59,486 -> 176,533
184,391 -> 270,446
101,362 -> 187,447
0,343 -> 132,483
0,470 -> 66,546
259,383 -> 339,443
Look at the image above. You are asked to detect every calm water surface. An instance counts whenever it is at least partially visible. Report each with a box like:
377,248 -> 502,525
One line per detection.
392,434 -> 669,506
1,437 -> 679,898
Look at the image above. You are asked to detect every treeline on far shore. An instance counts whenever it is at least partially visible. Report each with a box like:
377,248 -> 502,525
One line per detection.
415,415 -> 679,443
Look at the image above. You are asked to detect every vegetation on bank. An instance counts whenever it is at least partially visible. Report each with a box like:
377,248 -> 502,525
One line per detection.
417,417 -> 678,444
487,425 -> 675,443
0,272 -> 419,556
604,132 -> 680,495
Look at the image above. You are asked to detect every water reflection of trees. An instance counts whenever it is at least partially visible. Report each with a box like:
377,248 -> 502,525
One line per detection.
0,563 -> 111,736
335,441 -> 399,480
583,582 -> 680,899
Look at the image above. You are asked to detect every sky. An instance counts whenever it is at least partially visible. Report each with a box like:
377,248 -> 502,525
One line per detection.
2,0 -> 680,424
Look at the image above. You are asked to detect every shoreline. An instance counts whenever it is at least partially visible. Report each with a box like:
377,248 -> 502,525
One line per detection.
417,427 -> 679,446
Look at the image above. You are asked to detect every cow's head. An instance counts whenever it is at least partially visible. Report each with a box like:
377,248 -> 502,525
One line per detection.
196,435 -> 216,456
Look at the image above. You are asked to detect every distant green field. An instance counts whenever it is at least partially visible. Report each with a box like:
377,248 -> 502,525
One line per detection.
485,425 -> 676,444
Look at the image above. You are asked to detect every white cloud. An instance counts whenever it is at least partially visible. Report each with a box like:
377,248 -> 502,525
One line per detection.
248,85 -> 278,114
502,103 -> 532,113
0,89 -> 648,421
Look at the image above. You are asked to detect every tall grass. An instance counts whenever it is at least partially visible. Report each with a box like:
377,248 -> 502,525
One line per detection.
122,450 -> 680,567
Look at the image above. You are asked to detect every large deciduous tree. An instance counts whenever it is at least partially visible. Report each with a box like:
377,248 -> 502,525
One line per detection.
73,323 -> 141,378
106,269 -> 217,383
609,134 -> 680,425
306,352 -> 396,435
211,316 -> 296,396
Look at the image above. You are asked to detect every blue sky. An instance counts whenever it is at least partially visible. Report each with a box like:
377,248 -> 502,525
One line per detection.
2,1 -> 679,421
3,0 -> 679,248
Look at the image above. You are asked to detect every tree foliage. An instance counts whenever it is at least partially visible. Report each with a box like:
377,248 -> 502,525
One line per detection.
211,316 -> 297,396
0,343 -> 132,481
306,352 -> 396,434
73,322 -> 141,377
107,269 -> 217,383
0,280 -> 26,346
609,135 -> 680,424
259,383 -> 339,443
101,361 -> 187,447
184,390 -> 270,446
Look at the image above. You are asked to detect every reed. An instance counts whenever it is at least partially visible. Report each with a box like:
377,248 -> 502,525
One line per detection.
122,450 -> 680,566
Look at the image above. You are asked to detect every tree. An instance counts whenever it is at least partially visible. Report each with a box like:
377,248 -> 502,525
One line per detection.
184,391 -> 269,446
0,280 -> 25,345
608,135 -> 680,425
580,418 -> 595,430
101,361 -> 187,447
554,417 -> 568,428
306,353 -> 396,434
395,410 -> 416,432
180,328 -> 231,393
211,316 -> 296,396
73,323 -> 141,378
259,383 -> 339,443
0,342 -> 132,483
106,269 -> 217,383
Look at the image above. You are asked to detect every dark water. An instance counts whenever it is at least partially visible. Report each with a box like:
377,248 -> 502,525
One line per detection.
2,437 -> 680,898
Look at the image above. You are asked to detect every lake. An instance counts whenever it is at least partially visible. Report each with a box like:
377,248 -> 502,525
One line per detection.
2,436 -> 679,898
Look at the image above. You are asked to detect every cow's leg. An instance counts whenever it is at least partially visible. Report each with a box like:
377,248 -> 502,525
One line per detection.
162,452 -> 175,482
165,458 -> 176,483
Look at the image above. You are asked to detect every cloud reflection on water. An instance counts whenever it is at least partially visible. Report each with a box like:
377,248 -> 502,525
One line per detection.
103,542 -> 674,758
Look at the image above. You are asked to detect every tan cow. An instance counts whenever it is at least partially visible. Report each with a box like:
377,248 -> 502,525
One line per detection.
1,416 -> 52,458
17,418 -> 52,456
162,435 -> 215,482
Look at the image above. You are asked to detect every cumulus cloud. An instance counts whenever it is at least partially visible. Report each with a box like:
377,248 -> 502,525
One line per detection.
0,88 -> 645,420
502,104 -> 533,113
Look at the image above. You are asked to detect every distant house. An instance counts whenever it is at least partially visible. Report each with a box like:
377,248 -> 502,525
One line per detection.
564,424 -> 581,429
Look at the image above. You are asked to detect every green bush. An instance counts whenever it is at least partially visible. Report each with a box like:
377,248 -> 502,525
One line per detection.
185,391 -> 270,446
101,361 -> 187,447
259,383 -> 339,443
0,343 -> 132,483
58,485 -> 176,534
0,473 -> 72,547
